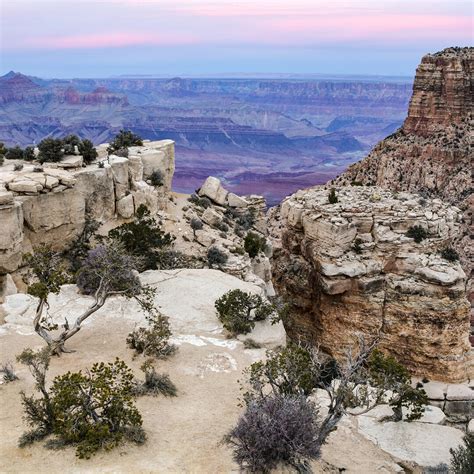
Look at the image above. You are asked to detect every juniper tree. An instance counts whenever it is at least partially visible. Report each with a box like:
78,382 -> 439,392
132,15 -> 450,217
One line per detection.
25,241 -> 157,355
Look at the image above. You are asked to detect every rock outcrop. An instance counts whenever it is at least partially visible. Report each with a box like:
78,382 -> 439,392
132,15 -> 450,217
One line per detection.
334,47 -> 473,302
270,186 -> 472,382
0,140 -> 175,276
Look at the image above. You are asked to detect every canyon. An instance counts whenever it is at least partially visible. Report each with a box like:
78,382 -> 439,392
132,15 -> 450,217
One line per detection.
0,72 -> 411,204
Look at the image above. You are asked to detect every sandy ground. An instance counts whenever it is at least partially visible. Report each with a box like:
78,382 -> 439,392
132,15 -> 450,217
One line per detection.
0,270 -> 405,474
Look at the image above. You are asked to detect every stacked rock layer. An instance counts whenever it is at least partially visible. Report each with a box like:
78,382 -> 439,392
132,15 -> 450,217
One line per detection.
271,186 -> 472,382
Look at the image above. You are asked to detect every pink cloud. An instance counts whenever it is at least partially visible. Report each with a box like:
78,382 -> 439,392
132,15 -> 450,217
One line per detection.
22,32 -> 197,50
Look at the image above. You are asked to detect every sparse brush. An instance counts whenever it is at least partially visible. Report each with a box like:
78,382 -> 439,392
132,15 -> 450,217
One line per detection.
1,362 -> 19,382
243,339 -> 262,350
127,312 -> 177,359
133,361 -> 177,398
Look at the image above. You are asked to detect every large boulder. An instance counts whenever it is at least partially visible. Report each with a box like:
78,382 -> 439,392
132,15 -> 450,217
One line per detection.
198,176 -> 228,206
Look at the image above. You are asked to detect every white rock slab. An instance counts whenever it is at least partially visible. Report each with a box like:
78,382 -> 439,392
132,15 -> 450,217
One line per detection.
358,416 -> 464,467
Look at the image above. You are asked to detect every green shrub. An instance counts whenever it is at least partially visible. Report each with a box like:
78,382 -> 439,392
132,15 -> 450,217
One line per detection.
440,247 -> 459,262
38,138 -> 64,163
78,139 -> 98,164
188,193 -> 211,209
107,130 -> 143,153
108,204 -> 174,271
450,432 -> 474,474
126,312 -> 177,359
236,208 -> 257,230
328,188 -> 338,204
49,359 -> 145,458
214,289 -> 274,336
13,163 -> 23,171
62,134 -> 80,155
190,217 -> 203,238
406,225 -> 428,243
148,170 -> 164,187
207,246 -> 228,268
23,146 -> 35,161
368,349 -> 428,421
243,344 -> 320,401
244,232 -> 266,258
64,216 -> 101,273
5,146 -> 24,160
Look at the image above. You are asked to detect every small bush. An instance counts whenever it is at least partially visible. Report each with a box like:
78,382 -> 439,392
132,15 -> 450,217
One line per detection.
78,139 -> 98,164
225,394 -> 321,473
243,344 -> 320,400
64,216 -> 100,273
188,193 -> 212,209
148,170 -> 164,187
352,238 -> 363,254
127,312 -> 177,359
406,225 -> 428,243
5,145 -> 24,160
154,249 -> 200,270
107,130 -> 143,153
243,339 -> 262,349
207,246 -> 228,268
133,361 -> 177,397
328,188 -> 338,204
23,146 -> 35,161
108,204 -> 174,271
38,138 -> 64,163
214,289 -> 274,336
244,232 -> 266,258
62,134 -> 80,155
13,163 -> 24,171
236,208 -> 257,231
76,243 -> 141,296
190,217 -> 203,238
0,362 -> 18,382
450,432 -> 474,474
440,247 -> 459,262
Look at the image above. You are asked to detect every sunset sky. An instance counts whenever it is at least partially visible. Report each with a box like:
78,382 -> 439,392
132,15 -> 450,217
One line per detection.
0,0 -> 472,77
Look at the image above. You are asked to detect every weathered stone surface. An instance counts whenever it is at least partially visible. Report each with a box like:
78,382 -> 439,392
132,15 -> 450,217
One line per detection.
56,155 -> 83,168
357,416 -> 464,467
116,194 -> 134,219
199,176 -> 228,205
201,207 -> 222,226
8,179 -> 41,193
73,166 -> 115,220
129,140 -> 175,193
227,192 -> 248,208
0,190 -> 14,206
109,155 -> 129,200
335,47 -> 473,303
19,188 -> 85,248
0,202 -> 24,273
271,186 -> 472,382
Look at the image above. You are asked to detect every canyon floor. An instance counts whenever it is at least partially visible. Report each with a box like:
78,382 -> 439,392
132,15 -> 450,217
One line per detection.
0,269 -> 425,474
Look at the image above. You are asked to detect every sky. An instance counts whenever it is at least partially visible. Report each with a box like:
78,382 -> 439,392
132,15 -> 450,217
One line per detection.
0,0 -> 472,78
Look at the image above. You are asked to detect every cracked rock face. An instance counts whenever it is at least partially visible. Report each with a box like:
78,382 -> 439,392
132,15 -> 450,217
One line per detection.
270,186 -> 472,382
335,47 -> 473,302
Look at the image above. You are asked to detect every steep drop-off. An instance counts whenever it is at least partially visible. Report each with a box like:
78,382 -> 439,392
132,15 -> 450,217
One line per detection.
335,47 -> 473,298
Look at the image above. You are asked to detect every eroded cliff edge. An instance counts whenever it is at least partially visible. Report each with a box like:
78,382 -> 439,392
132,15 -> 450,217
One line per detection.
270,186 -> 471,382
334,47 -> 473,300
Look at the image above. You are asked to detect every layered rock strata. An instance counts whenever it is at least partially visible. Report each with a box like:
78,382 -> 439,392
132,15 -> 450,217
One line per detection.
334,47 -> 473,302
0,140 -> 174,275
271,186 -> 472,382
